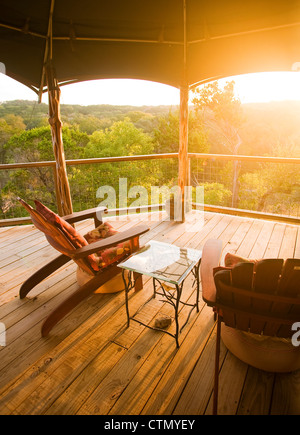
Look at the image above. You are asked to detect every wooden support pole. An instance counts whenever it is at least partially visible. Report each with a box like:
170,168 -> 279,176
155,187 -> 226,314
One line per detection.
177,0 -> 189,223
178,85 -> 189,222
46,62 -> 73,216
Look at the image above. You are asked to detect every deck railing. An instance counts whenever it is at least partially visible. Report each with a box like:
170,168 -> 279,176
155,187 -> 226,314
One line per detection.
1,152 -> 300,226
189,153 -> 300,225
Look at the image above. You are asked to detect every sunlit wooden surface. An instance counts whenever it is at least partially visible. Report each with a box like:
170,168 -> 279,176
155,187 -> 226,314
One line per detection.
0,210 -> 300,415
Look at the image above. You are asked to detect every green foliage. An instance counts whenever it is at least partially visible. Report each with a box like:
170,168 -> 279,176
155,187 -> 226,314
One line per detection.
193,81 -> 244,127
153,109 -> 208,154
192,80 -> 245,155
1,126 -> 90,215
84,118 -> 153,157
239,144 -> 300,215
70,119 -> 160,210
1,98 -> 300,220
200,182 -> 232,206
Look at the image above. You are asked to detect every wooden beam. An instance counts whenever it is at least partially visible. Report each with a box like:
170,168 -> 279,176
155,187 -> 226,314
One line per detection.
46,61 -> 73,216
178,0 -> 189,222
38,0 -> 55,102
178,86 -> 189,222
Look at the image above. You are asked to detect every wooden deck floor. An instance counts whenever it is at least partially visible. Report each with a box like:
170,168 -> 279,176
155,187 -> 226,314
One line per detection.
0,210 -> 300,416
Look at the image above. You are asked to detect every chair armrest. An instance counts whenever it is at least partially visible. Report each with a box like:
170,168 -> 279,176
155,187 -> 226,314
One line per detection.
63,206 -> 107,226
69,224 -> 149,259
201,239 -> 223,306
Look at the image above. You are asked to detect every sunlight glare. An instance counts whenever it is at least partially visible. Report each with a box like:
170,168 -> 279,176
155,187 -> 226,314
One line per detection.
219,72 -> 300,104
1,71 -> 300,106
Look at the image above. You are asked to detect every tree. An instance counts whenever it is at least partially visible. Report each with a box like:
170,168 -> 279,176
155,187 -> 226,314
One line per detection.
0,115 -> 26,163
78,119 -> 159,210
192,80 -> 245,207
1,126 -> 89,216
153,109 -> 207,154
239,143 -> 300,215
152,109 -> 208,191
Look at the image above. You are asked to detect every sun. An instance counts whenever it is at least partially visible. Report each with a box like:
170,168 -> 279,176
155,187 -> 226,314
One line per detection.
223,72 -> 300,104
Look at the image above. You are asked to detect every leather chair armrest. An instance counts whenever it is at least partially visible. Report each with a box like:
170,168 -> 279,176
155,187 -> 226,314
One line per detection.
201,239 -> 223,306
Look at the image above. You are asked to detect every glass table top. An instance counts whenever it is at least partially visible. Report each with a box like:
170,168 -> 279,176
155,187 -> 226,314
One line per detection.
118,240 -> 202,285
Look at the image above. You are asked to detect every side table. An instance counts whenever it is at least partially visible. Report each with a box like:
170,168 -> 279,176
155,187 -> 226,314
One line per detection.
118,240 -> 202,347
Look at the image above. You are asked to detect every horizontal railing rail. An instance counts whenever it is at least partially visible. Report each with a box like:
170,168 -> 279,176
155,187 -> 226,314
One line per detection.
1,152 -> 300,226
0,153 -> 179,171
188,153 -> 300,164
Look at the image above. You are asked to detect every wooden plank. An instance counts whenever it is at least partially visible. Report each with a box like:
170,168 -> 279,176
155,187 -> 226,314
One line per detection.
0,276 -> 156,413
248,220 -> 275,260
80,299 -> 210,416
77,326 -> 166,415
221,219 -> 253,260
173,325 -> 227,415
237,367 -> 274,415
0,219 -> 95,291
0,263 -> 77,328
264,223 -> 286,259
279,225 -> 298,258
0,213 -> 298,416
205,347 -> 248,415
0,278 -> 79,385
234,219 -> 265,258
124,305 -> 215,416
294,227 -> 300,258
0,225 -> 35,246
44,343 -> 127,415
270,370 -> 300,415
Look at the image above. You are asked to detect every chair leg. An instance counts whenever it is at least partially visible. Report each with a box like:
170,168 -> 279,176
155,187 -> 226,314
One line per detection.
20,254 -> 71,299
41,264 -> 120,337
213,314 -> 222,415
133,272 -> 143,291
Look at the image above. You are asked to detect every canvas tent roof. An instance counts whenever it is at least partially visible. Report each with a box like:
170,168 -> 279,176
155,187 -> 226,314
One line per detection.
1,0 -> 300,94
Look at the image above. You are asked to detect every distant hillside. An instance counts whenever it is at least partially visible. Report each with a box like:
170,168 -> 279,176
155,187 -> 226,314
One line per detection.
0,100 -> 174,119
1,99 -> 300,152
0,100 -> 181,134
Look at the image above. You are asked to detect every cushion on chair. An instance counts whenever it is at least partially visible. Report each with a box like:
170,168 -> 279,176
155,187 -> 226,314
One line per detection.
76,222 -> 138,294
84,222 -> 138,268
84,222 -> 118,242
224,252 -> 258,268
35,200 -> 137,276
35,200 -> 100,271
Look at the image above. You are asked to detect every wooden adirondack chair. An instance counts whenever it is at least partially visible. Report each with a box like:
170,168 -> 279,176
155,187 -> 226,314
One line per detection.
200,239 -> 300,415
18,198 -> 149,337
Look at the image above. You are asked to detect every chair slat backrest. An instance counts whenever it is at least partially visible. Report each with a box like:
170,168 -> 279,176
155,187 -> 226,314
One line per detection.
19,199 -> 95,275
252,259 -> 284,334
214,259 -> 300,339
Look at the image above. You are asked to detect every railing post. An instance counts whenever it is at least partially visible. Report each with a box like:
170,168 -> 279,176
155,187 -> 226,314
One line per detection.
178,0 -> 189,223
52,165 -> 63,216
178,85 -> 189,222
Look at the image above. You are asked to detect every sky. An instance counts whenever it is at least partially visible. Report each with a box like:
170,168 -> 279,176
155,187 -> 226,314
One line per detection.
0,71 -> 300,106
